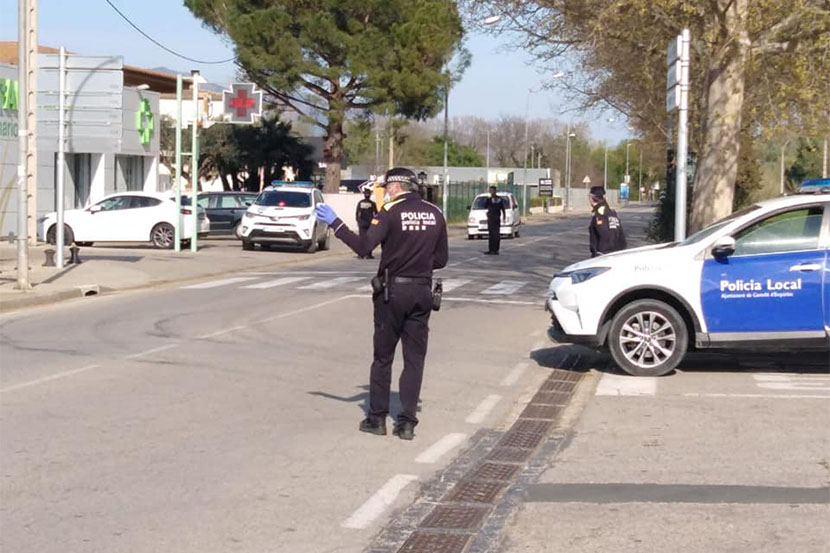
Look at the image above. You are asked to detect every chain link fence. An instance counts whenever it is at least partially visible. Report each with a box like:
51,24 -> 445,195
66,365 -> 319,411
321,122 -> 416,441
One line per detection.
435,182 -> 525,223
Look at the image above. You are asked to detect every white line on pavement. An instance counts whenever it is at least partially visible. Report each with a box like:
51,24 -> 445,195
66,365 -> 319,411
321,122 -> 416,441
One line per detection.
124,344 -> 178,360
684,393 -> 830,399
465,395 -> 502,424
501,362 -> 529,387
297,276 -> 363,290
198,325 -> 248,339
512,236 -> 547,248
443,297 -> 537,306
481,280 -> 527,295
239,276 -> 311,289
415,433 -> 468,464
595,373 -> 657,396
446,255 -> 481,267
341,474 -> 418,530
0,364 -> 101,394
180,277 -> 258,289
440,278 -> 472,292
256,295 -> 360,323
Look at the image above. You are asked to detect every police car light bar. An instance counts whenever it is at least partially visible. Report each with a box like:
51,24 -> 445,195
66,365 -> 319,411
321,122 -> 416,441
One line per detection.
798,178 -> 830,195
270,180 -> 315,188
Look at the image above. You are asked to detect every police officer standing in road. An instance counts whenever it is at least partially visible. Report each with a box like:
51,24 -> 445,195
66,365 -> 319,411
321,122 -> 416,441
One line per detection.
315,167 -> 449,440
355,187 -> 378,259
588,186 -> 627,257
483,186 -> 506,255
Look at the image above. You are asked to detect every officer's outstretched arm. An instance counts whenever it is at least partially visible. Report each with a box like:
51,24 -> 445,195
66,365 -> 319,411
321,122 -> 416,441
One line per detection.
330,211 -> 388,258
434,221 -> 449,269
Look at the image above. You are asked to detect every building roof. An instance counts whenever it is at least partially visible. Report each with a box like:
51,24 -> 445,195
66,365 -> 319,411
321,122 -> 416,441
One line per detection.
0,41 -> 203,94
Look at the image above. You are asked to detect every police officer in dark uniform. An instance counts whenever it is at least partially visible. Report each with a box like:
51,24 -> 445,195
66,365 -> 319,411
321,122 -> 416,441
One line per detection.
483,186 -> 506,255
314,167 -> 449,440
355,188 -> 378,259
588,186 -> 627,257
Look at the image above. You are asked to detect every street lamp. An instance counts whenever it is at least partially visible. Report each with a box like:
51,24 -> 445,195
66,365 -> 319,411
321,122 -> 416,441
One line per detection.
564,126 -> 576,211
603,117 -> 615,189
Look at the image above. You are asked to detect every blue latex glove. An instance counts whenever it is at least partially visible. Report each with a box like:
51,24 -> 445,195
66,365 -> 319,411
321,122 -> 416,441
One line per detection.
315,204 -> 338,225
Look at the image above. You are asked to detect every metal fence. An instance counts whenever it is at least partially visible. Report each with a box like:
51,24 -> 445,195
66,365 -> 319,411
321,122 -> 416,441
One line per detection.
436,182 -> 525,223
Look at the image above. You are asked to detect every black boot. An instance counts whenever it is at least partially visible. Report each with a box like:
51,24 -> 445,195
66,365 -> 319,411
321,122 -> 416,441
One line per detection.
359,417 -> 387,436
392,420 -> 415,440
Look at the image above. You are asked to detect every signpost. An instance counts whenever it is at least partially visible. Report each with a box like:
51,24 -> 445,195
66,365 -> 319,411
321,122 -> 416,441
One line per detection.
538,177 -> 552,213
667,29 -> 690,241
222,83 -> 263,124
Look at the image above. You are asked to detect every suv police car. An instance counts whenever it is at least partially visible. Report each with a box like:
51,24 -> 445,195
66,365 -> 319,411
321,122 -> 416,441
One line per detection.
546,183 -> 829,376
239,182 -> 330,252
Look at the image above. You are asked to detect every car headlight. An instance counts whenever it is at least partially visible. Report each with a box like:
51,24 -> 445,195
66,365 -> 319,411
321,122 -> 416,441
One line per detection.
244,211 -> 255,219
554,267 -> 611,284
468,216 -> 477,225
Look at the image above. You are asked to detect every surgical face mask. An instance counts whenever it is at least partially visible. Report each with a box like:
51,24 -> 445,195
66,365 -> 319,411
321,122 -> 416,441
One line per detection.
383,191 -> 391,203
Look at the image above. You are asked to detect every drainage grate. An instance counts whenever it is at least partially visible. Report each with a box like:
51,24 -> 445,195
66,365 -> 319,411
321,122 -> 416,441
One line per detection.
498,431 -> 545,449
520,404 -> 562,420
512,419 -> 553,435
530,390 -> 571,405
445,480 -> 507,504
540,380 -> 577,393
420,505 -> 490,530
468,462 -> 521,482
548,369 -> 583,382
485,447 -> 532,464
398,531 -> 472,553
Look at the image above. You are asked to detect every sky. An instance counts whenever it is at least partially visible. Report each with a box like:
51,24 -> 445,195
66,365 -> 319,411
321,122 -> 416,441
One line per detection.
0,0 -> 632,144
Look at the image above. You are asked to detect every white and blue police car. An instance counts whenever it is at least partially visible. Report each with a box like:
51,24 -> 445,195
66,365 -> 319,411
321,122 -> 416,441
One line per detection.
546,184 -> 829,376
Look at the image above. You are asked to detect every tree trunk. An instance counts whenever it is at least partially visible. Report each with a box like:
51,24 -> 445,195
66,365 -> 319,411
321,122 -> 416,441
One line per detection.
323,113 -> 344,193
689,0 -> 751,232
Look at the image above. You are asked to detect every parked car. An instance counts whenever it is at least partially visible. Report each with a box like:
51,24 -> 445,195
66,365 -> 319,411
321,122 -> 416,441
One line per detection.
239,183 -> 330,252
41,192 -> 210,249
467,192 -> 521,239
545,188 -> 829,376
184,191 -> 258,238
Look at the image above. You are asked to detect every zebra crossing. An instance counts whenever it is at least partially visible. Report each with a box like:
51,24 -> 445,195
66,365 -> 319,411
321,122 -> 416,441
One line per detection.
180,272 -> 546,299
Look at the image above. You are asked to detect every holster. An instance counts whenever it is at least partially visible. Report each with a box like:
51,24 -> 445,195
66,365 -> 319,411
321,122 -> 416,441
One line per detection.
371,269 -> 390,303
432,278 -> 443,312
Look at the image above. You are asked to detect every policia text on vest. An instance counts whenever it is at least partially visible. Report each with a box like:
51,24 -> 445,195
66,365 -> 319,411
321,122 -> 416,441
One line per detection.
314,168 -> 449,440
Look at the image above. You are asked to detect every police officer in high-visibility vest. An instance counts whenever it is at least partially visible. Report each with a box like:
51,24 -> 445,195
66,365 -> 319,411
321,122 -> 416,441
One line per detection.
588,186 -> 627,257
355,188 -> 378,259
315,168 -> 449,440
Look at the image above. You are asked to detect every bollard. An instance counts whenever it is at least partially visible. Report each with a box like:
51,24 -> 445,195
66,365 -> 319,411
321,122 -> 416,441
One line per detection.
43,249 -> 56,267
69,244 -> 82,264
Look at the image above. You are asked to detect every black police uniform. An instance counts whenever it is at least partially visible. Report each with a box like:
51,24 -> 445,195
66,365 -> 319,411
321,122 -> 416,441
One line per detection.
483,194 -> 506,254
355,195 -> 378,258
329,192 -> 448,427
589,200 -> 627,257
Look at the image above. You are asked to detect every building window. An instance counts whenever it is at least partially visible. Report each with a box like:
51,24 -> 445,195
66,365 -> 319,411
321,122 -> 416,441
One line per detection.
115,155 -> 145,192
56,153 -> 92,208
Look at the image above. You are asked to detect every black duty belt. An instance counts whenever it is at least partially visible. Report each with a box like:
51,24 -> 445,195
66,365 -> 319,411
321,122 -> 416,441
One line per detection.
391,276 -> 432,286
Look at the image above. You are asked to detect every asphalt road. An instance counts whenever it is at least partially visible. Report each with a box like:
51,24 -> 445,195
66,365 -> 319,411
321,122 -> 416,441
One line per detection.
2,206 -> 827,553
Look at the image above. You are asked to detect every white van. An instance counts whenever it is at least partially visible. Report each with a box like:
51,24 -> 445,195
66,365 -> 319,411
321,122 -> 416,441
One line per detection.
467,192 -> 521,240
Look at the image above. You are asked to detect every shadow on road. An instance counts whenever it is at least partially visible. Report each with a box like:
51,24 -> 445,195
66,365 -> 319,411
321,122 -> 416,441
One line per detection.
307,385 -> 418,417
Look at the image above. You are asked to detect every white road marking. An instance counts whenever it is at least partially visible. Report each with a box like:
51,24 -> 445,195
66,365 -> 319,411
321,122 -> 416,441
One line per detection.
513,236 -> 547,248
341,474 -> 418,530
446,255 -> 482,267
439,279 -> 472,292
481,280 -> 526,295
256,295 -> 360,323
684,393 -> 830,400
124,344 -> 178,360
0,364 -> 101,393
753,373 -> 830,392
443,297 -> 537,306
415,433 -> 468,464
465,395 -> 502,424
501,362 -> 529,386
239,276 -> 311,289
198,325 -> 248,339
180,276 -> 258,289
595,373 -> 657,396
298,277 -> 362,290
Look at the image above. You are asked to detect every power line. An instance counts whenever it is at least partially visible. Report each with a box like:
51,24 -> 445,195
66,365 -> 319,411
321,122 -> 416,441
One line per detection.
103,0 -> 235,65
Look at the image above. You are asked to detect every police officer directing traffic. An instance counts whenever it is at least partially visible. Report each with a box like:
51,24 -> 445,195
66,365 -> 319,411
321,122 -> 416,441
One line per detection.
355,187 -> 378,259
588,186 -> 627,257
483,186 -> 506,255
315,167 -> 449,440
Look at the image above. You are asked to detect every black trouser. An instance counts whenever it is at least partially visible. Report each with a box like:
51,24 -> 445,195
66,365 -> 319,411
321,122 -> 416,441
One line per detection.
487,216 -> 501,253
368,282 -> 433,425
358,226 -> 371,256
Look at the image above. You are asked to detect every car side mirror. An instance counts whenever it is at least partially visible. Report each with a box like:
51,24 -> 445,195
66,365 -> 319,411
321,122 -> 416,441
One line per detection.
244,201 -> 252,206
711,236 -> 736,259
88,205 -> 102,213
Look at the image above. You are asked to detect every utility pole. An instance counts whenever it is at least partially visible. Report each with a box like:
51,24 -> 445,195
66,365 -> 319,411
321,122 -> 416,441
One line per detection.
823,136 -> 828,178
442,86 -> 449,215
638,148 -> 643,202
522,93 -> 530,216
55,47 -> 66,268
174,74 -> 183,252
780,139 -> 792,195
190,70 -> 200,252
389,118 -> 395,170
16,0 -> 37,289
603,145 -> 608,189
485,128 -> 490,182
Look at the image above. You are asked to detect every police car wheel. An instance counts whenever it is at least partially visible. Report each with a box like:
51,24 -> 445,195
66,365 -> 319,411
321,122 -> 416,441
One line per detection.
318,230 -> 330,251
242,239 -> 254,251
608,299 -> 687,377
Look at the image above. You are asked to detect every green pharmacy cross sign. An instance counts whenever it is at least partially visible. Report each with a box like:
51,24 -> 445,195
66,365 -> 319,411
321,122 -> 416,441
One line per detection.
136,98 -> 154,145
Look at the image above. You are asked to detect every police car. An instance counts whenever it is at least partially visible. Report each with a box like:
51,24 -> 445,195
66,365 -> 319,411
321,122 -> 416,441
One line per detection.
546,183 -> 829,376
239,181 -> 330,252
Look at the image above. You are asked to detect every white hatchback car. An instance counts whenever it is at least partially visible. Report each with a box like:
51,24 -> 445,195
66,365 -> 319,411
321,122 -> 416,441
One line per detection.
546,191 -> 829,376
41,192 -> 210,249
467,192 -> 521,239
239,183 -> 330,252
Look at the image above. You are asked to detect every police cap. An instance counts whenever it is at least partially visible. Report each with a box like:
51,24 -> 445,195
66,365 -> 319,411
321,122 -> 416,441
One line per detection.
381,167 -> 419,189
589,186 -> 606,198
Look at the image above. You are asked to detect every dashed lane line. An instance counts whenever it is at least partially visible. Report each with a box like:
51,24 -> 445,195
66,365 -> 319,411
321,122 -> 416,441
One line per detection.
198,325 -> 248,339
443,297 -> 537,306
415,433 -> 468,464
500,362 -> 529,387
0,364 -> 102,394
465,394 -> 502,424
684,393 -> 830,400
341,474 -> 419,530
439,278 -> 472,292
124,344 -> 178,360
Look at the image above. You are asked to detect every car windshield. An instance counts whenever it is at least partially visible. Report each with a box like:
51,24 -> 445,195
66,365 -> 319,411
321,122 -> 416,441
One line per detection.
472,196 -> 506,209
256,191 -> 311,208
675,205 -> 761,246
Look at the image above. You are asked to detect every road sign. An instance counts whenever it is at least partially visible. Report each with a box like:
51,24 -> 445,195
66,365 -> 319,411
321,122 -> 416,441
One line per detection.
222,82 -> 263,124
620,183 -> 630,201
624,174 -> 630,184
538,177 -> 553,197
